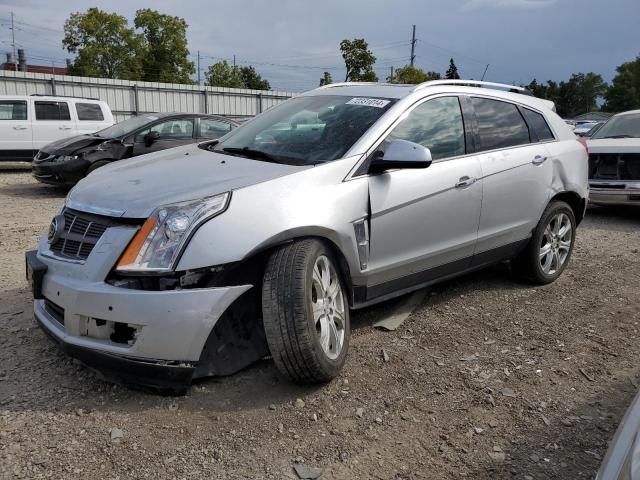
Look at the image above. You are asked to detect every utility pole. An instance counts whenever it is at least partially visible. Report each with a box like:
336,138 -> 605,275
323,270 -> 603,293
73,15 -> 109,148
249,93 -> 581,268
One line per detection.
389,66 -> 394,82
481,63 -> 490,81
233,54 -> 236,70
197,50 -> 201,85
10,12 -> 17,71
410,25 -> 416,67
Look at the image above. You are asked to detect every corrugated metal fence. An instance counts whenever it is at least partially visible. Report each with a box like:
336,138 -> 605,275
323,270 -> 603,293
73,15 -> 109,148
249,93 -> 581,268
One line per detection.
0,71 -> 294,122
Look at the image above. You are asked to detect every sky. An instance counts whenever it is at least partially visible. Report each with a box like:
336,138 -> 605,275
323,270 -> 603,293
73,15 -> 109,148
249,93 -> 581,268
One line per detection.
0,0 -> 637,92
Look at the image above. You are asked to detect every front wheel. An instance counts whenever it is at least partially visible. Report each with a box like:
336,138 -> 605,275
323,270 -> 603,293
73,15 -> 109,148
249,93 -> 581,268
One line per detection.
513,200 -> 576,284
262,239 -> 350,383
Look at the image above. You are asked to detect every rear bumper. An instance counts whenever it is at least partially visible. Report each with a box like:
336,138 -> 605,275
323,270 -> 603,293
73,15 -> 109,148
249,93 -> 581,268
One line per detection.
589,180 -> 640,206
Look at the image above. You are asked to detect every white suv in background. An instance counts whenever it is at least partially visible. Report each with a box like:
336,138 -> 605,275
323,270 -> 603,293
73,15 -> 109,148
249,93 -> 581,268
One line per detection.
0,95 -> 113,161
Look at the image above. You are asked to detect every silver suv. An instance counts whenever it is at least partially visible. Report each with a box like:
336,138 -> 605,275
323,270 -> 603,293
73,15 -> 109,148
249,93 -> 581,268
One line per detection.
26,80 -> 588,393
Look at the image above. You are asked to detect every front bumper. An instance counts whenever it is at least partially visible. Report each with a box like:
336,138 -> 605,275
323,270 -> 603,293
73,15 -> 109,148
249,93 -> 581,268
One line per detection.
589,180 -> 640,206
31,155 -> 90,186
31,229 -> 252,391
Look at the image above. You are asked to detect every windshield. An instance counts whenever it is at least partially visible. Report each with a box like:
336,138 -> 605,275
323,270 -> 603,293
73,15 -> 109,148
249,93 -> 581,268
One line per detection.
213,95 -> 395,165
95,115 -> 163,139
592,113 -> 640,139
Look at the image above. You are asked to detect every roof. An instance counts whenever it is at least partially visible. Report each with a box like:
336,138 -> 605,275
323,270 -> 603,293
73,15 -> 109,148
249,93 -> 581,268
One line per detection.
305,80 -> 555,111
615,109 -> 640,117
1,63 -> 68,75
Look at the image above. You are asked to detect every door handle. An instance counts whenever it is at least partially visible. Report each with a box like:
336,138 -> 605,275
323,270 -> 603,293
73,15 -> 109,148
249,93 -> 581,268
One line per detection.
455,176 -> 477,188
59,126 -> 72,130
532,155 -> 548,165
13,126 -> 27,130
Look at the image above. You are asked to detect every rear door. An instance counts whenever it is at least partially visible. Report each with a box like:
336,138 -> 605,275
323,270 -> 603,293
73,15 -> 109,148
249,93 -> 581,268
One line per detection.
470,96 -> 553,257
31,99 -> 76,150
131,117 -> 196,156
366,95 -> 483,295
0,99 -> 31,159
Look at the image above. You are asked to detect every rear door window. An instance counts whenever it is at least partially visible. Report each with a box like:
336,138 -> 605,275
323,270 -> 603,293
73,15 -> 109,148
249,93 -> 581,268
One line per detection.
34,101 -> 71,121
0,100 -> 27,120
76,103 -> 104,121
471,97 -> 530,151
520,107 -> 555,142
135,119 -> 194,142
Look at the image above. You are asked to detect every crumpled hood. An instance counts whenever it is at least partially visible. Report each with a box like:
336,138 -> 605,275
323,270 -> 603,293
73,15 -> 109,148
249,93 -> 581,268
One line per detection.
66,144 -> 309,218
38,134 -> 106,157
587,138 -> 640,154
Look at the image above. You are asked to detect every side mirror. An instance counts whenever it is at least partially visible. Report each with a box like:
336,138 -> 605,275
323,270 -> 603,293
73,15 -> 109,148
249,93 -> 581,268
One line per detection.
145,130 -> 160,147
369,139 -> 433,174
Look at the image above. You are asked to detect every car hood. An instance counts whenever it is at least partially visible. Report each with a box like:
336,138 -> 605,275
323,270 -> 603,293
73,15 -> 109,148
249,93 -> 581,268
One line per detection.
39,134 -> 107,156
66,144 -> 310,218
587,138 -> 640,154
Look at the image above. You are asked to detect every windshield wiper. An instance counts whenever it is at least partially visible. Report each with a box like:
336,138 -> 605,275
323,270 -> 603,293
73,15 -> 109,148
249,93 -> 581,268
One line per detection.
220,147 -> 283,163
601,135 -> 634,139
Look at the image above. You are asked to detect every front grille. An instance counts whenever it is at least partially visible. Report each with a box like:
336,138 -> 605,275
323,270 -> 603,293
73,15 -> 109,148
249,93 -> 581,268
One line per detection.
44,299 -> 64,325
49,208 -> 111,260
589,153 -> 640,181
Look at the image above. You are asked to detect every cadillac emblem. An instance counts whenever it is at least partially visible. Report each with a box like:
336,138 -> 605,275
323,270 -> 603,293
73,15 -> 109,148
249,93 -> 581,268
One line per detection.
47,214 -> 65,244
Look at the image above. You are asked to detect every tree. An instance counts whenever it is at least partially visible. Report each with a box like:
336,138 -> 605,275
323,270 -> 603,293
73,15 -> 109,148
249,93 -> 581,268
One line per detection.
205,60 -> 243,88
388,65 -> 441,84
319,71 -> 332,86
238,65 -> 270,90
340,39 -> 377,82
445,58 -> 460,80
528,73 -> 606,118
63,8 -> 143,79
133,9 -> 194,84
603,56 -> 640,112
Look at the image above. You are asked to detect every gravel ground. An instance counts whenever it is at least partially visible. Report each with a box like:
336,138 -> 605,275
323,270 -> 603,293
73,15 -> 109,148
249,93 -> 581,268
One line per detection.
0,169 -> 639,480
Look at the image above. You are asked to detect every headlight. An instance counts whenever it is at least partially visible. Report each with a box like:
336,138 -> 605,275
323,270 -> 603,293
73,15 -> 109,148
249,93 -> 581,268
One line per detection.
116,193 -> 230,273
52,155 -> 79,163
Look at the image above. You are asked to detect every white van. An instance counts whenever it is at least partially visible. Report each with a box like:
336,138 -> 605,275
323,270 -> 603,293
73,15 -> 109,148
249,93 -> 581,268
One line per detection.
0,95 -> 113,161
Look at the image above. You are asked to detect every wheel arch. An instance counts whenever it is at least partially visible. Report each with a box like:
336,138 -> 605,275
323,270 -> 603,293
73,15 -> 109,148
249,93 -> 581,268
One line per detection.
548,190 -> 586,226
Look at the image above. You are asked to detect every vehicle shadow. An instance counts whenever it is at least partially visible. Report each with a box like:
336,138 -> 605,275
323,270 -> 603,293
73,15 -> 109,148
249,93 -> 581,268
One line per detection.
585,205 -> 640,231
464,374 -> 638,479
0,179 -> 68,200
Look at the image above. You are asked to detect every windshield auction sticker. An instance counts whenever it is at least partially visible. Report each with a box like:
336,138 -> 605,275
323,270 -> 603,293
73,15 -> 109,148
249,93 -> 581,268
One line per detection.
346,98 -> 391,108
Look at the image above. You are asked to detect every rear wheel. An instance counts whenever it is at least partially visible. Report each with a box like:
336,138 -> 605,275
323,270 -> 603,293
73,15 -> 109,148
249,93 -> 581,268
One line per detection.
262,239 -> 350,383
513,200 -> 576,284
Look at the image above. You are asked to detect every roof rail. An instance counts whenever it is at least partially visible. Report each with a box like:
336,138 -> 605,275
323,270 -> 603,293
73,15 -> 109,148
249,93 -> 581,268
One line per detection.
412,79 -> 532,95
316,81 -> 410,90
30,94 -> 100,101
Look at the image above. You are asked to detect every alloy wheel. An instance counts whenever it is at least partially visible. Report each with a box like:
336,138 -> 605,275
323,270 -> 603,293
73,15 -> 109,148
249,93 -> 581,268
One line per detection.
311,255 -> 345,360
539,212 -> 572,275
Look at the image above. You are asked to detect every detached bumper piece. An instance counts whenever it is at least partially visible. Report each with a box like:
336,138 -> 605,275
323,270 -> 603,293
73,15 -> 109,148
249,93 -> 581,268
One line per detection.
36,315 -> 195,395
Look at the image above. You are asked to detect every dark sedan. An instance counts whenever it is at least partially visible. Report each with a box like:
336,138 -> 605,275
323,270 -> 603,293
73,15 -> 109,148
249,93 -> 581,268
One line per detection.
32,113 -> 239,186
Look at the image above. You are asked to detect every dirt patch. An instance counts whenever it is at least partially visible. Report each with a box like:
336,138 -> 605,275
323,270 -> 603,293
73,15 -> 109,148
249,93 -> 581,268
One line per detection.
1,171 -> 639,479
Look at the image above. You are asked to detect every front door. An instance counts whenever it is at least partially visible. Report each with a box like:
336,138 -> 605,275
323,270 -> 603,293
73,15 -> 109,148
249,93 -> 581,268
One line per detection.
366,96 -> 483,298
0,99 -> 31,159
132,118 -> 195,156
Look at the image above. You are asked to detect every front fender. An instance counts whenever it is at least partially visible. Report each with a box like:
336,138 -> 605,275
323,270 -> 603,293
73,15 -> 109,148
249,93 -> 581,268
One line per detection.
176,158 -> 369,284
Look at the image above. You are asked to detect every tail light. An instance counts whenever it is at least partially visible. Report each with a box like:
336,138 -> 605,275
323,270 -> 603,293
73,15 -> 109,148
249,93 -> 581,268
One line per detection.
577,137 -> 589,154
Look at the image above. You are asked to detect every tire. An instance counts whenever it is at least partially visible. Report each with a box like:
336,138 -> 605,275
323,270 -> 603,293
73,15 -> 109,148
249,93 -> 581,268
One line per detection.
513,200 -> 576,284
86,160 -> 110,176
262,239 -> 350,383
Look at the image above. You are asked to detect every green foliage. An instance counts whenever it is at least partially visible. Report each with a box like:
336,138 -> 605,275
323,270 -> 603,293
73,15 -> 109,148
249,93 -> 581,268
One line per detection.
445,58 -> 460,80
388,65 -> 441,84
529,73 -> 607,118
239,66 -> 271,90
205,61 -> 271,90
134,9 -> 195,84
340,39 -> 377,82
603,56 -> 640,112
319,71 -> 332,86
205,60 -> 243,88
63,8 -> 142,79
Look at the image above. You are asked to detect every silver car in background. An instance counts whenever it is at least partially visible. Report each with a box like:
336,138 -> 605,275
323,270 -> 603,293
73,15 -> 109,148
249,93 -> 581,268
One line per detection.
26,80 -> 588,393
